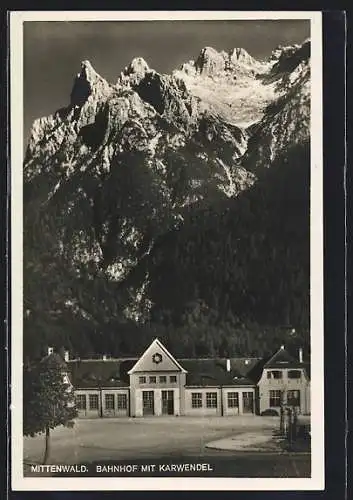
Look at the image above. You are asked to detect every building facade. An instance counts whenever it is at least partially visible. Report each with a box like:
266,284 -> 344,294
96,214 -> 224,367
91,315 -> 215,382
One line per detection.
59,338 -> 310,418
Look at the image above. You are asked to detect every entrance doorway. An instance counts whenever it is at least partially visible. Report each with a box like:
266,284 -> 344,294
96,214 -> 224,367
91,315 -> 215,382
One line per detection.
142,391 -> 155,416
242,392 -> 254,414
161,390 -> 174,415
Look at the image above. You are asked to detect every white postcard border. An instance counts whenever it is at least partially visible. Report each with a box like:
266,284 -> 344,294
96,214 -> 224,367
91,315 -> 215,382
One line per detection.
10,10 -> 324,491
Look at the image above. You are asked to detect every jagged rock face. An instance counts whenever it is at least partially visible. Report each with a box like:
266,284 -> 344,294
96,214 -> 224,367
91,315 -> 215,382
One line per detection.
24,39 -> 310,325
70,60 -> 112,106
242,41 -> 310,172
195,46 -> 226,75
126,56 -> 150,76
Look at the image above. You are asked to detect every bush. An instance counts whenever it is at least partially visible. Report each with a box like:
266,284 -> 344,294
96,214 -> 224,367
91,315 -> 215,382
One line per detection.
261,409 -> 279,416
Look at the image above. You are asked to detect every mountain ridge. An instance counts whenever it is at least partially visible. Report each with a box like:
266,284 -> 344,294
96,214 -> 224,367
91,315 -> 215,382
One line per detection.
24,39 -> 311,359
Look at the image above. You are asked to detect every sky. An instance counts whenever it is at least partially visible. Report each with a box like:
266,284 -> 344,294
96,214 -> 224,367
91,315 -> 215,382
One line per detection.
23,20 -> 310,143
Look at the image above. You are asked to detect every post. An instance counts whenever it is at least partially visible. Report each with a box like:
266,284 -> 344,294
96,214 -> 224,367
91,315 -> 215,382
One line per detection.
42,426 -> 51,464
279,389 -> 285,434
220,387 -> 224,417
287,408 -> 293,448
280,406 -> 284,434
292,407 -> 298,441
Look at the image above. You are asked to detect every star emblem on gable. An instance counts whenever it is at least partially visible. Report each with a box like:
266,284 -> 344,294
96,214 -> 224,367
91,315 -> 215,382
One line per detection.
152,353 -> 163,364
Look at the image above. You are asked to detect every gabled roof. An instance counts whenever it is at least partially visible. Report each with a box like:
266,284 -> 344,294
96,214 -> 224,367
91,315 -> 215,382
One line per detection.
264,345 -> 297,368
262,346 -> 311,379
128,338 -> 187,374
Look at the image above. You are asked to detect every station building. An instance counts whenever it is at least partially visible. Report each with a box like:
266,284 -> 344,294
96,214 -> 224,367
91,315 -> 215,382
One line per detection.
52,338 -> 310,418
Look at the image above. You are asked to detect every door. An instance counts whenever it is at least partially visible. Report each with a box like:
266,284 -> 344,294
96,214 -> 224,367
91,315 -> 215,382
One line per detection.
242,392 -> 254,414
142,391 -> 155,416
162,390 -> 174,415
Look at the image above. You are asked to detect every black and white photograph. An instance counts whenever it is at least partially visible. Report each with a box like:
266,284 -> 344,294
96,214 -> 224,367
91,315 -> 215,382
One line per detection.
10,11 -> 324,491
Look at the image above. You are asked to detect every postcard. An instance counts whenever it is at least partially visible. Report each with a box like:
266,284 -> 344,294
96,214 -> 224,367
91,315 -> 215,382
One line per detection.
10,10 -> 324,491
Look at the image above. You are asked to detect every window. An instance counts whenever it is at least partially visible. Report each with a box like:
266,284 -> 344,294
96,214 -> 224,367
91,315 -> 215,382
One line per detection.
139,376 -> 146,384
206,392 -> 218,408
105,394 -> 115,410
75,394 -> 86,410
191,393 -> 202,408
227,392 -> 239,408
288,370 -> 301,379
269,390 -> 282,407
170,375 -> 177,383
149,376 -> 156,384
117,393 -> 127,410
89,394 -> 99,410
267,370 -> 283,379
287,390 -> 301,407
159,376 -> 167,383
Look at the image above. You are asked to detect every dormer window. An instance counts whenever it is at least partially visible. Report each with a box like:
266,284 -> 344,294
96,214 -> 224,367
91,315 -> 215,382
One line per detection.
288,370 -> 301,379
267,370 -> 283,379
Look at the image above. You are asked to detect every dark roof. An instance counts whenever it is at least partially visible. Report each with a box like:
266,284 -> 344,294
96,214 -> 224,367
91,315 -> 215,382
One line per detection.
243,357 -> 269,383
67,359 -> 137,388
180,359 -> 255,387
264,347 -> 296,367
66,350 -> 310,389
68,357 -> 258,388
263,347 -> 311,380
230,357 -> 263,378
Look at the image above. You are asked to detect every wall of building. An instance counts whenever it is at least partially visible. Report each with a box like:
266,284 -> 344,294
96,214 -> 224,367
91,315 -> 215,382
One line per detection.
129,371 -> 183,388
74,389 -> 101,418
184,388 -> 222,416
257,368 -> 310,415
129,370 -> 184,417
73,368 -> 310,419
179,373 -> 187,415
101,389 -> 130,417
131,387 -> 181,417
221,387 -> 256,416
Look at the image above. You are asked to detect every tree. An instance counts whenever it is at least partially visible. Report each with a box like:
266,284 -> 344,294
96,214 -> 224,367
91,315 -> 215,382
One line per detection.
23,354 -> 77,464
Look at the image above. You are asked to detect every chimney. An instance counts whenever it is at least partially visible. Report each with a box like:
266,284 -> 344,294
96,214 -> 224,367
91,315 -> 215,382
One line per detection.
299,347 -> 303,363
226,359 -> 231,372
48,346 -> 54,356
64,350 -> 70,362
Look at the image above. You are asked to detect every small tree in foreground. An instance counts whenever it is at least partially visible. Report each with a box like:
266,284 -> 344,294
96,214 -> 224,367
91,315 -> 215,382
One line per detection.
23,355 -> 77,464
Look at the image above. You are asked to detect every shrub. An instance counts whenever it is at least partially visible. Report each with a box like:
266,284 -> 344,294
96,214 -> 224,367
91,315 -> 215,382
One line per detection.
261,408 -> 279,416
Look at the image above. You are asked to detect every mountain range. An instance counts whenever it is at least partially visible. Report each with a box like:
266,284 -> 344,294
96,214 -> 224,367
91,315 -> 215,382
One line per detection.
24,39 -> 311,360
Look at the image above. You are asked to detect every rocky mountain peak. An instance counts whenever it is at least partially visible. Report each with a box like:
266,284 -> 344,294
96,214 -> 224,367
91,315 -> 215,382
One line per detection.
70,59 -> 111,107
228,47 -> 256,66
119,56 -> 154,87
195,46 -> 225,75
192,45 -> 262,77
126,56 -> 150,76
79,60 -> 100,81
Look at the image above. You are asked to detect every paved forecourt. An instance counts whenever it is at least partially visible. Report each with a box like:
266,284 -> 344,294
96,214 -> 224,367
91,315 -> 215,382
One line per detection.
24,415 -> 280,464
